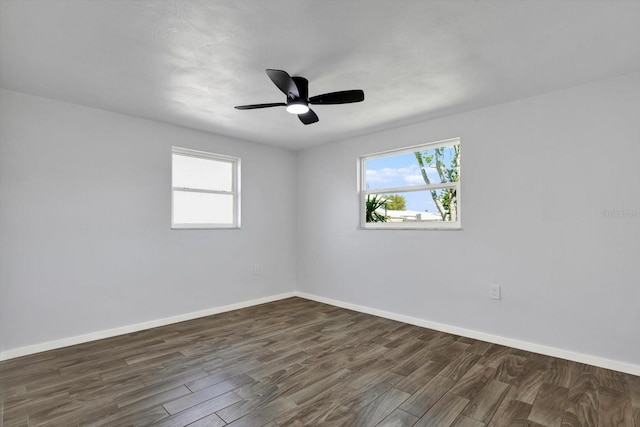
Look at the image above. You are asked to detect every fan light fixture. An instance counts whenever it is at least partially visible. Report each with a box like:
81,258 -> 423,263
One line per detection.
286,102 -> 309,115
235,69 -> 365,125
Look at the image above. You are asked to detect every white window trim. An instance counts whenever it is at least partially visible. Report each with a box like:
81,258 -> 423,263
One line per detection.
359,138 -> 461,230
171,147 -> 241,229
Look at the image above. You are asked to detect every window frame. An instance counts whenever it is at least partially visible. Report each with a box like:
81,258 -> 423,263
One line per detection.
171,147 -> 241,230
359,138 -> 461,230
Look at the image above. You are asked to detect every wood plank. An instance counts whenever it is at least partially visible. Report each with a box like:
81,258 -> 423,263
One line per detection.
567,371 -> 599,408
119,368 -> 208,404
510,363 -> 546,405
439,351 -> 482,382
351,387 -> 411,427
560,401 -> 598,427
377,408 -> 419,427
627,374 -> 640,408
452,414 -> 486,427
185,412 -> 226,427
285,368 -> 352,406
341,375 -> 407,416
399,375 -> 457,418
3,415 -> 29,427
593,366 -> 629,393
449,364 -> 497,400
487,398 -> 531,426
215,364 -> 310,423
163,375 -> 253,415
598,386 -> 634,427
29,401 -> 119,427
461,380 -> 510,423
81,405 -> 169,427
223,398 -> 296,427
414,393 -> 470,427
113,385 -> 190,415
1,297 -> 637,427
395,360 -> 446,394
390,347 -> 434,377
528,382 -> 569,427
543,359 -> 573,389
155,391 -> 242,427
275,396 -> 348,426
494,353 -> 527,384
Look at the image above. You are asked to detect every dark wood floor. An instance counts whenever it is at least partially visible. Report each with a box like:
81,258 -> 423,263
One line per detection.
1,297 -> 638,427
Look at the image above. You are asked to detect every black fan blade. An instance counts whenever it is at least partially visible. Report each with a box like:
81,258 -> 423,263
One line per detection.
298,109 -> 319,125
309,90 -> 364,105
266,69 -> 299,98
235,103 -> 286,110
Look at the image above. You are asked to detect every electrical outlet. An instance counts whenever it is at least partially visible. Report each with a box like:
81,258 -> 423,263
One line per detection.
252,264 -> 260,275
490,285 -> 501,300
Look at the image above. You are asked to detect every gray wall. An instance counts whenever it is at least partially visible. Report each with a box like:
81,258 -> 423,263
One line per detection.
0,89 -> 297,352
2,73 -> 639,367
296,73 -> 640,366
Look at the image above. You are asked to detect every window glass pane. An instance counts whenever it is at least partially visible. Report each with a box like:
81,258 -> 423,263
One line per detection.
364,144 -> 460,190
172,154 -> 232,192
173,191 -> 234,225
365,189 -> 458,223
413,144 -> 460,184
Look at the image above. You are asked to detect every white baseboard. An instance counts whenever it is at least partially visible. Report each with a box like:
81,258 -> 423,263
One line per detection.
0,292 -> 296,362
3,290 -> 639,376
294,291 -> 640,376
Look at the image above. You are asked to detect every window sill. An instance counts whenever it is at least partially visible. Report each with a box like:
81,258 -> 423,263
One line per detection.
359,223 -> 462,231
171,224 -> 240,230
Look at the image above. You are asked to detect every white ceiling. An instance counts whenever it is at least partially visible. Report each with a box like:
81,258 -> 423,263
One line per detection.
1,0 -> 639,150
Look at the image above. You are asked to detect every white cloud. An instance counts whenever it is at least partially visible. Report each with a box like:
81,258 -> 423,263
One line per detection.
365,165 -> 419,184
404,174 -> 425,184
366,163 -> 451,189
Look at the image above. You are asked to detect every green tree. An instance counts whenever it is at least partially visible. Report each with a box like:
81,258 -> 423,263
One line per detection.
413,145 -> 460,221
365,194 -> 388,222
383,194 -> 406,211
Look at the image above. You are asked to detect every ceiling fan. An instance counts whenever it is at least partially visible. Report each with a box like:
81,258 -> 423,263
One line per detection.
235,69 -> 364,125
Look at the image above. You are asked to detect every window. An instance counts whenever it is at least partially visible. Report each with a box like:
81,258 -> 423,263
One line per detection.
359,138 -> 461,229
172,147 -> 240,229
